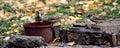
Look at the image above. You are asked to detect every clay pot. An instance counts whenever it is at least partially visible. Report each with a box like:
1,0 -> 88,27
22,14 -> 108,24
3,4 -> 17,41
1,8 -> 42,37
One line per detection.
23,22 -> 53,43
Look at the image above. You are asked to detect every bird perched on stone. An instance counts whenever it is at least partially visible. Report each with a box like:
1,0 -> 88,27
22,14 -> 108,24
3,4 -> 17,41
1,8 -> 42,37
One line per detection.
86,14 -> 104,24
35,11 -> 43,22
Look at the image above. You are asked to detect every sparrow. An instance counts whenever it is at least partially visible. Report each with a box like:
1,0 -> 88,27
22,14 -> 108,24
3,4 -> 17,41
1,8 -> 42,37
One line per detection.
35,11 -> 42,22
86,14 -> 104,24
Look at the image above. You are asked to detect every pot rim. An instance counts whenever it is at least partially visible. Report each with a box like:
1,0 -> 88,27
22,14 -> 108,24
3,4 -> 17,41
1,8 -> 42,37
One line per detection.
23,22 -> 52,28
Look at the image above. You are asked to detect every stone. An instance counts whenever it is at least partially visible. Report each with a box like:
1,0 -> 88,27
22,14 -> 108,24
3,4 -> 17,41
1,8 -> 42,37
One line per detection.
2,35 -> 47,48
97,21 -> 120,33
34,45 -> 120,48
73,23 -> 87,27
53,25 -> 61,38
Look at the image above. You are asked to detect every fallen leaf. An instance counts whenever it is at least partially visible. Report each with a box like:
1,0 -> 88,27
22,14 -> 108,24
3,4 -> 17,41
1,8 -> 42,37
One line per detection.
26,0 -> 37,4
60,0 -> 68,4
5,31 -> 13,34
49,38 -> 60,46
95,4 -> 99,8
112,2 -> 118,6
61,19 -> 66,22
3,36 -> 10,41
50,43 -> 58,46
20,16 -> 31,20
27,11 -> 33,16
22,8 -> 29,11
101,12 -> 106,15
11,22 -> 17,27
94,0 -> 99,3
89,3 -> 94,9
105,0 -> 112,3
36,1 -> 45,7
82,4 -> 90,11
70,9 -> 75,13
51,38 -> 60,43
15,1 -> 24,9
13,27 -> 20,33
67,41 -> 75,46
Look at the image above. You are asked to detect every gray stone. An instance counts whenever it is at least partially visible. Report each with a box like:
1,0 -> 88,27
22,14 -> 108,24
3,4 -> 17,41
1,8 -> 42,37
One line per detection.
35,45 -> 120,48
2,35 -> 47,48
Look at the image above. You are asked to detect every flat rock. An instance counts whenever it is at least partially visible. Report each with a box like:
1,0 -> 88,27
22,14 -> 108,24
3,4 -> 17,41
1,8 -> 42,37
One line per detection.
2,35 -> 47,48
97,21 -> 120,33
35,45 -> 120,48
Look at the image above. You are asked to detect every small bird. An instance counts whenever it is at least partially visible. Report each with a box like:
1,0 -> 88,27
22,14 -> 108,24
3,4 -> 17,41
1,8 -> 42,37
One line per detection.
86,14 -> 104,24
35,11 -> 42,22
86,14 -> 103,30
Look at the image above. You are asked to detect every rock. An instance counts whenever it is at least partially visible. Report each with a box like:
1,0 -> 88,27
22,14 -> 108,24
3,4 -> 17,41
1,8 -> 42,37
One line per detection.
73,23 -> 87,27
2,35 -> 47,48
59,29 -> 69,43
97,21 -> 120,33
53,25 -> 61,38
34,45 -> 120,48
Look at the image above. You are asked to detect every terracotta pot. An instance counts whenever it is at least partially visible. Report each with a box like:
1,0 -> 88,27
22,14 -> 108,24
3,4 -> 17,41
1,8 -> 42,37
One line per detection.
23,22 -> 53,43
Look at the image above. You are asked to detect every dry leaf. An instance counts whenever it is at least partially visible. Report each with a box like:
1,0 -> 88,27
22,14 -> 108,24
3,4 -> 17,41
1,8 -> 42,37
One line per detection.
46,0 -> 59,5
3,36 -> 10,41
51,38 -> 60,43
95,4 -> 99,8
68,16 -> 74,19
0,10 -> 5,18
50,43 -> 58,46
27,11 -> 33,16
49,38 -> 60,46
20,16 -> 31,20
67,41 -> 75,46
4,0 -> 13,3
36,1 -> 45,7
89,3 -> 94,9
112,2 -> 118,6
61,19 -> 66,22
22,8 -> 29,11
11,22 -> 17,27
5,31 -> 13,34
94,0 -> 99,3
82,4 -> 90,11
13,27 -> 20,32
26,0 -> 37,4
15,1 -> 24,9
60,0 -> 68,4
78,1 -> 84,4
105,0 -> 112,3
70,9 -> 75,13
101,12 -> 106,15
